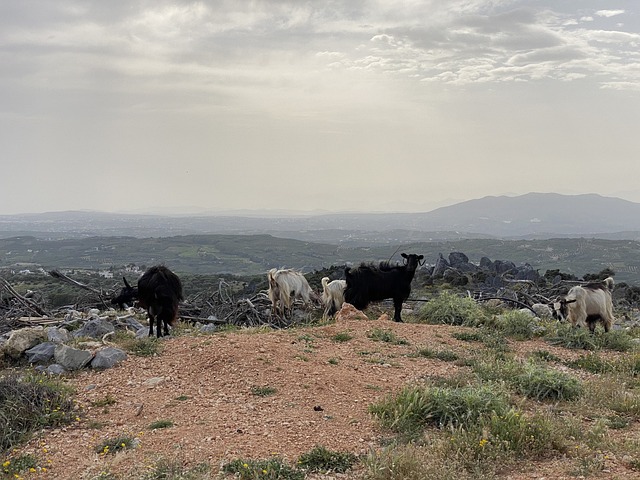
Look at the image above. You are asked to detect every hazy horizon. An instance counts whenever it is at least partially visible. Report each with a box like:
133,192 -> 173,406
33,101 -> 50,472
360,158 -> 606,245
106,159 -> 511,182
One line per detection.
2,1 -> 639,215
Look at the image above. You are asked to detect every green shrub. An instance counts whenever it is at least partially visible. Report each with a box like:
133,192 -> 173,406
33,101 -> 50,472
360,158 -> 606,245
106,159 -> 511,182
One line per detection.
297,445 -> 357,473
95,435 -> 137,455
149,419 -> 174,430
514,362 -> 583,401
222,458 -> 304,480
331,332 -> 353,342
488,310 -> 539,340
546,324 -> 636,352
251,386 -> 277,397
416,292 -> 486,326
416,348 -> 459,362
369,384 -> 510,434
0,374 -> 76,453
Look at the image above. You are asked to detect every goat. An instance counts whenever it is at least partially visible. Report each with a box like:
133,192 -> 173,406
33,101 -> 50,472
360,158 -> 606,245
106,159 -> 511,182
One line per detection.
267,268 -> 315,317
112,265 -> 184,337
321,277 -> 346,318
552,277 -> 615,333
344,252 -> 424,322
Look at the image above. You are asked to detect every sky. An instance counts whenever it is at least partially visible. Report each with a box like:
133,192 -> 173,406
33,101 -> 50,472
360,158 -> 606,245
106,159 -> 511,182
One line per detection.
1,1 -> 640,215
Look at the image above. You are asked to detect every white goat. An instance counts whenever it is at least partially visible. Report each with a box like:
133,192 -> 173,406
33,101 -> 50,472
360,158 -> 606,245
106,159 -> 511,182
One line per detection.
553,277 -> 615,333
321,277 -> 346,318
267,268 -> 314,317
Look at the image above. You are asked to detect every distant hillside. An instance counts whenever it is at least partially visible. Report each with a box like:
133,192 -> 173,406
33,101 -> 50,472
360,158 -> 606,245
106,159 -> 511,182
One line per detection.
2,193 -> 640,241
2,234 -> 640,284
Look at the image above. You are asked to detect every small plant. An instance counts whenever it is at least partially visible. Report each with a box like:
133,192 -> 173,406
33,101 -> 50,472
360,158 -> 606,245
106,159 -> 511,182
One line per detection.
331,332 -> 353,342
222,457 -> 304,480
94,435 -> 137,455
568,353 -> 615,374
370,384 -> 510,434
297,445 -> 357,473
251,385 -> 277,397
416,348 -> 459,362
1,454 -> 38,477
367,328 -> 409,345
139,459 -> 211,479
452,331 -> 483,342
90,395 -> 117,408
149,419 -> 174,430
0,374 -> 76,453
514,362 -> 583,401
416,292 -> 487,326
530,350 -> 561,362
489,310 -> 539,340
176,395 -> 190,401
125,337 -> 161,357
328,357 -> 339,365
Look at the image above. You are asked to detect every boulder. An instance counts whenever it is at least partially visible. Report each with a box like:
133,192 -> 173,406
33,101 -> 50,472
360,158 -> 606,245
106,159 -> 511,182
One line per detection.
54,344 -> 93,370
2,327 -> 47,359
73,318 -> 115,339
448,252 -> 469,267
91,347 -> 127,369
46,326 -> 71,344
25,342 -> 56,364
431,253 -> 449,278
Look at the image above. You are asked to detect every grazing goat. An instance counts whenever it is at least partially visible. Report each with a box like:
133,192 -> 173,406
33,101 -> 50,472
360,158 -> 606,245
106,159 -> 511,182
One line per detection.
344,252 -> 424,322
112,265 -> 184,337
267,268 -> 315,317
553,277 -> 615,333
321,277 -> 346,318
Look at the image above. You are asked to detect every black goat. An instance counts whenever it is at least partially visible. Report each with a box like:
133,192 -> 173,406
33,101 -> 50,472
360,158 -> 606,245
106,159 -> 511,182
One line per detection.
112,266 -> 184,337
344,253 -> 424,322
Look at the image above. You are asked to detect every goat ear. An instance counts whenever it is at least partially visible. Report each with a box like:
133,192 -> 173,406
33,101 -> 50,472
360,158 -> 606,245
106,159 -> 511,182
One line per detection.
401,253 -> 408,259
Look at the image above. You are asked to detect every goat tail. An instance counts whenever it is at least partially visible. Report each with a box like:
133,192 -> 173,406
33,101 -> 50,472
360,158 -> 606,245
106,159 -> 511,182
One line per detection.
604,277 -> 615,290
321,276 -> 330,292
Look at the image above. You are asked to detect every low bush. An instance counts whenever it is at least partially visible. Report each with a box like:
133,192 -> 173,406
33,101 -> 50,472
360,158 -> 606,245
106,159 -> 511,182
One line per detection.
0,374 -> 76,453
416,292 -> 486,326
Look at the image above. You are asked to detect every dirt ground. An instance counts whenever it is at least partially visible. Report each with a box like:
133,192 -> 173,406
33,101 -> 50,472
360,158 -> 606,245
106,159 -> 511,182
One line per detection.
9,305 -> 640,479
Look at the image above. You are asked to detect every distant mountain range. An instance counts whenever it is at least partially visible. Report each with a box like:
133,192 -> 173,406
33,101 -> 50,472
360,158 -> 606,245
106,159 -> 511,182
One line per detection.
2,193 -> 640,243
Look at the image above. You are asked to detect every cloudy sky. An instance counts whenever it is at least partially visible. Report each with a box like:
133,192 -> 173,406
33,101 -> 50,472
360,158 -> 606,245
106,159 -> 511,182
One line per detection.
1,1 -> 639,215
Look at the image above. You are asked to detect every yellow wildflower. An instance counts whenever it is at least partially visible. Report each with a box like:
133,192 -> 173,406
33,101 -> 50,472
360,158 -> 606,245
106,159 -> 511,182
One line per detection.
479,439 -> 488,447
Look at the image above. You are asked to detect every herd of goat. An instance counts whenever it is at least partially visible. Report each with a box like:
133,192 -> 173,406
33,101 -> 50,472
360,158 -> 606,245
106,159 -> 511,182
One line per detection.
112,253 -> 616,337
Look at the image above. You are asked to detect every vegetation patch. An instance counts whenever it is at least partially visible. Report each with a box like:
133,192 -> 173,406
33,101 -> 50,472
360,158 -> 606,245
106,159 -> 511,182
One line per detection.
222,457 -> 304,480
367,328 -> 409,345
416,292 -> 487,326
0,374 -> 76,453
331,332 -> 353,342
94,435 -> 138,456
296,445 -> 358,473
149,419 -> 174,430
485,310 -> 540,340
416,348 -> 459,362
369,384 -> 510,434
251,385 -> 277,397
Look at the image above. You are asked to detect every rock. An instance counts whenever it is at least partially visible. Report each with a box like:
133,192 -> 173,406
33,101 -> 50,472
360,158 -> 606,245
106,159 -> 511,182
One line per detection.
431,253 -> 449,278
91,347 -> 127,369
54,344 -> 93,371
46,364 -> 67,375
135,327 -> 148,339
335,303 -> 369,321
200,324 -> 218,333
25,342 -> 56,364
448,252 -> 469,267
144,377 -> 166,388
73,318 -> 115,339
2,327 -> 47,359
46,326 -> 71,344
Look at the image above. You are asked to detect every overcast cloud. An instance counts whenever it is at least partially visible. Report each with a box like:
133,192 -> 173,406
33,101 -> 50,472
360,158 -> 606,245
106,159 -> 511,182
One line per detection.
1,0 -> 639,214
